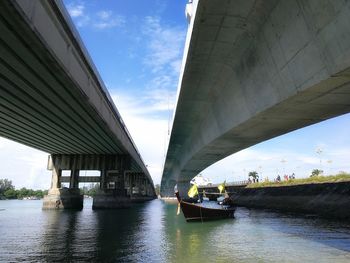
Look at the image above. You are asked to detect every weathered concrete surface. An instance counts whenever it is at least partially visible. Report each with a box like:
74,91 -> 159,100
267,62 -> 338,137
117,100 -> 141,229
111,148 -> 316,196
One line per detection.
93,191 -> 131,209
161,0 -> 350,196
231,182 -> 350,219
92,190 -> 155,209
42,188 -> 83,210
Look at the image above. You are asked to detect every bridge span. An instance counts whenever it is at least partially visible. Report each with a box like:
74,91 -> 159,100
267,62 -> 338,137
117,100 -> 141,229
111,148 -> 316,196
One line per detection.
161,0 -> 350,196
0,1 -> 155,208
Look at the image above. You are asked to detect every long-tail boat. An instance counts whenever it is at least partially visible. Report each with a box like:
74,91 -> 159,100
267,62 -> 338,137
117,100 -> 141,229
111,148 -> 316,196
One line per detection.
175,191 -> 235,222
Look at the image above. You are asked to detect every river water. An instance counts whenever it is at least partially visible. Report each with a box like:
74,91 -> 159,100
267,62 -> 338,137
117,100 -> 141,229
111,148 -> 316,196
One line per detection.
0,199 -> 350,262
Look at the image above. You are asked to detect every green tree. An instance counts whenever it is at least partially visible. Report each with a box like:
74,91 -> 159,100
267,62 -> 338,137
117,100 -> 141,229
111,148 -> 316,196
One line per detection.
310,169 -> 323,177
4,189 -> 18,199
34,190 -> 45,198
88,183 -> 99,196
0,178 -> 48,199
0,179 -> 14,197
17,187 -> 29,199
81,184 -> 99,196
248,171 -> 259,181
155,184 -> 160,196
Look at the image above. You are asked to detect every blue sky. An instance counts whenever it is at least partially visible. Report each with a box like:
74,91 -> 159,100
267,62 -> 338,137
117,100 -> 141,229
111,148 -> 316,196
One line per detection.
0,0 -> 349,189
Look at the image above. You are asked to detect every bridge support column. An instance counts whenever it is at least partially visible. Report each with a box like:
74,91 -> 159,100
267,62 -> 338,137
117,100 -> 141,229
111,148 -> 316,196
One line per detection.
43,156 -> 83,209
92,170 -> 130,209
43,166 -> 83,210
100,169 -> 107,190
69,169 -> 79,189
129,173 -> 134,198
42,154 -> 154,209
92,156 -> 132,209
128,173 -> 155,202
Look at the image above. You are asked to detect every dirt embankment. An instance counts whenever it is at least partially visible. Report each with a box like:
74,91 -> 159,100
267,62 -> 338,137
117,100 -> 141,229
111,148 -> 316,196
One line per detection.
231,181 -> 350,219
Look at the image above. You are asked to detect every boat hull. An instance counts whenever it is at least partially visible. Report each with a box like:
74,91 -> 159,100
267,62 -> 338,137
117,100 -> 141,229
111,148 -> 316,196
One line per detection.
180,200 -> 235,222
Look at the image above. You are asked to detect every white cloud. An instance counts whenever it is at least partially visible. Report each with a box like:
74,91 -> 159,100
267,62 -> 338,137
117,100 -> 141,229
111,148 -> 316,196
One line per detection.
66,2 -> 90,27
0,137 -> 50,190
97,10 -> 111,20
66,3 -> 124,30
297,156 -> 319,165
93,11 -> 125,29
104,18 -> 186,186
198,142 -> 350,184
142,16 -> 186,74
67,3 -> 84,18
112,85 -> 176,117
111,92 -> 170,184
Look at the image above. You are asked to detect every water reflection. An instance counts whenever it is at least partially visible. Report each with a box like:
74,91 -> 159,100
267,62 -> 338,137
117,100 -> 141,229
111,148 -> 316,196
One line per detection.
161,202 -> 350,263
93,207 -> 143,261
39,200 -> 168,262
40,210 -> 81,261
1,199 -> 350,262
247,208 -> 350,252
162,201 -> 242,263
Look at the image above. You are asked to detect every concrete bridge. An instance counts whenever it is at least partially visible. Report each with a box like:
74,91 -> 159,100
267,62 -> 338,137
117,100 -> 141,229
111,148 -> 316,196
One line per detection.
0,1 -> 156,208
161,0 -> 350,196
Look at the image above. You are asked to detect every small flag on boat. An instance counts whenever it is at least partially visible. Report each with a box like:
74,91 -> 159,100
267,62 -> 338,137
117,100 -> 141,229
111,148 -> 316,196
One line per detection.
218,181 -> 226,194
188,184 -> 198,198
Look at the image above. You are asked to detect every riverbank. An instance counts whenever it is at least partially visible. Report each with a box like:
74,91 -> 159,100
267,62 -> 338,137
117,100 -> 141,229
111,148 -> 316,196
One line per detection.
247,173 -> 350,188
231,181 -> 350,219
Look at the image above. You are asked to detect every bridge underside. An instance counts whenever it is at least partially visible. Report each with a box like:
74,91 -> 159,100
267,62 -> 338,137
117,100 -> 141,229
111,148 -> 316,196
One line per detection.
0,1 -> 124,155
161,0 -> 350,196
0,1 -> 156,201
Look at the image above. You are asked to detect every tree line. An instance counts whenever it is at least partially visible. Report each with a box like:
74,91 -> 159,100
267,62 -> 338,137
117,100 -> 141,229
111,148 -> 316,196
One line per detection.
80,183 -> 100,196
0,178 -> 48,200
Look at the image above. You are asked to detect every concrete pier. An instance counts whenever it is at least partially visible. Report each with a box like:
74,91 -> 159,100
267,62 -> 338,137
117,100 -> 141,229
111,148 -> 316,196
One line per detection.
42,165 -> 83,209
43,154 -> 156,209
93,168 -> 129,209
43,188 -> 83,209
92,190 -> 131,209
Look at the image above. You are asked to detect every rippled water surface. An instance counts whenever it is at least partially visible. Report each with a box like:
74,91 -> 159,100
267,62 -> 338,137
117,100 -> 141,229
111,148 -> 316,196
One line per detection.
1,199 -> 350,262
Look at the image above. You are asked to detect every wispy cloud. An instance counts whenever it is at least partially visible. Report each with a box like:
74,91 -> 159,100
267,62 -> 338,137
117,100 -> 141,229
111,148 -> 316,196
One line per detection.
67,3 -> 84,17
66,3 -> 125,30
105,17 -> 185,183
110,92 -> 170,184
112,89 -> 175,117
66,2 -> 90,27
106,18 -> 186,184
94,11 -> 125,29
142,16 -> 186,74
